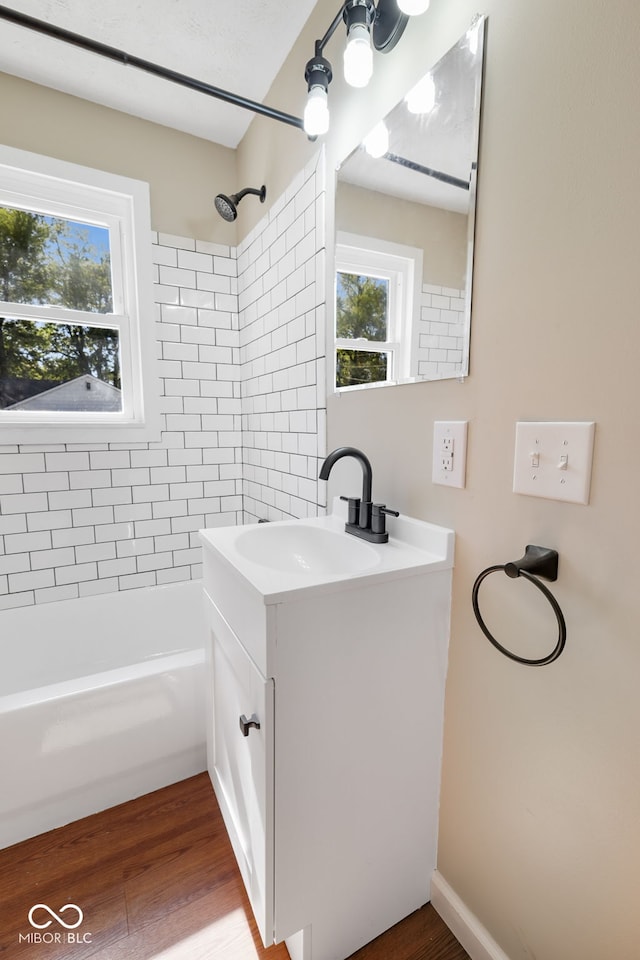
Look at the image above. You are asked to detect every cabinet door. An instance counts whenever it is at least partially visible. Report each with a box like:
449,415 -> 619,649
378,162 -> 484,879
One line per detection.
207,599 -> 274,946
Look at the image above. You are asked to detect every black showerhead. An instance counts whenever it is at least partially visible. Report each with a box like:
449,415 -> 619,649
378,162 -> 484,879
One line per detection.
214,185 -> 266,222
214,194 -> 237,222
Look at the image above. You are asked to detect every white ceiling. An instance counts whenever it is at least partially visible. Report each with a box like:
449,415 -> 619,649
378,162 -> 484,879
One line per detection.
0,0 -> 319,148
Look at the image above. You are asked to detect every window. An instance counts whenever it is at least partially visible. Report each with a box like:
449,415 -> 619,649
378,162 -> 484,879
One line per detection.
0,145 -> 159,444
334,233 -> 422,391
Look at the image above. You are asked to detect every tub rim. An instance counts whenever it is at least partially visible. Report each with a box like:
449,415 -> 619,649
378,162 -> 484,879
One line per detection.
0,647 -> 205,715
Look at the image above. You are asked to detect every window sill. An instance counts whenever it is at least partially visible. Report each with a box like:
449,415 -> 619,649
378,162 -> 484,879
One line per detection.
0,409 -> 162,447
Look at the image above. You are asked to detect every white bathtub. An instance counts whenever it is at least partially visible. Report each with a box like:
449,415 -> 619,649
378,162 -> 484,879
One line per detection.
0,580 -> 207,849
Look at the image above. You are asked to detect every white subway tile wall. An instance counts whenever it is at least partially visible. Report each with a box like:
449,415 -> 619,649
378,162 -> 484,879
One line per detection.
239,154 -> 327,523
0,156 -> 327,609
415,283 -> 466,379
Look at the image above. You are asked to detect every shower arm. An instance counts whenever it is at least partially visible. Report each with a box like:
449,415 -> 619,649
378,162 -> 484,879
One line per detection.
0,4 -> 305,132
232,186 -> 266,203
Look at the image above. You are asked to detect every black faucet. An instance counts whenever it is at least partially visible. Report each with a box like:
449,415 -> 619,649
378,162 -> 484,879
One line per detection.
319,446 -> 399,543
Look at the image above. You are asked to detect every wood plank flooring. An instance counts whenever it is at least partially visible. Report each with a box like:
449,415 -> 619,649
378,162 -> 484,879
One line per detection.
0,773 -> 469,960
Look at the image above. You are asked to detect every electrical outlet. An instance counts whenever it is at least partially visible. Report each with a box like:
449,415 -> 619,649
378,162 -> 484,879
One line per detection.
432,421 -> 468,488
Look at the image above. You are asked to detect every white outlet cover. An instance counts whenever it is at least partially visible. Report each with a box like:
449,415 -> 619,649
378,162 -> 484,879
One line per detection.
432,421 -> 468,488
513,421 -> 595,504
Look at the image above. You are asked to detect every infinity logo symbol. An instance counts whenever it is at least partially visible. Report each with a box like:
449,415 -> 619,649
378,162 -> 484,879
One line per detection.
28,904 -> 84,930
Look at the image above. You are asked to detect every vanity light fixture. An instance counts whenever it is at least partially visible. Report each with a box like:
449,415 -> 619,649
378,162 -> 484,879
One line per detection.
303,0 -> 430,137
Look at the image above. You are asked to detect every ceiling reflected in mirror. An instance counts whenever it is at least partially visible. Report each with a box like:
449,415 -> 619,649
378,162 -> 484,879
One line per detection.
339,17 -> 483,215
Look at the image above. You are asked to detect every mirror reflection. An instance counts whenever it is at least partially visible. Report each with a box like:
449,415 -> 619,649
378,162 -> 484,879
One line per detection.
334,16 -> 485,390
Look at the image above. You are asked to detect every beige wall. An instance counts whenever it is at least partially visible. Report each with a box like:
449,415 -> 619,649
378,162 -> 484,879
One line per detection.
336,180 -> 467,289
240,1 -> 640,958
0,71 -> 237,242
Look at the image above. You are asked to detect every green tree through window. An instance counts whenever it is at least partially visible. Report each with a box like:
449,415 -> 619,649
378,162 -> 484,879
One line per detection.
0,206 -> 119,409
336,272 -> 389,387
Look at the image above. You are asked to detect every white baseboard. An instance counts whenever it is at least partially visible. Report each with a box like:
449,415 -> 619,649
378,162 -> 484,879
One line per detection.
431,871 -> 512,960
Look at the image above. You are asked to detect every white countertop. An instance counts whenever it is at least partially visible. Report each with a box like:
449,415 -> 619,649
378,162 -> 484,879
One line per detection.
199,499 -> 454,604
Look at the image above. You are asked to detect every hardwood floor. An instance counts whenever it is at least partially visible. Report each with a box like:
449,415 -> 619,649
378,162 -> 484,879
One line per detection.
0,774 -> 469,960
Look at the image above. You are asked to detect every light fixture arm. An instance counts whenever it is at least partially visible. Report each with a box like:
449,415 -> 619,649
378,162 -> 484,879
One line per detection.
316,7 -> 349,58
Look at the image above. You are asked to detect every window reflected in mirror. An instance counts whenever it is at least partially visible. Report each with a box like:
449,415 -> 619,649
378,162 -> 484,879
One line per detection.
335,233 -> 421,389
336,271 -> 389,387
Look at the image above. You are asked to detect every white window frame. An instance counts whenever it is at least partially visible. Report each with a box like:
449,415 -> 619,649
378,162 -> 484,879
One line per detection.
0,145 -> 159,445
334,232 -> 423,392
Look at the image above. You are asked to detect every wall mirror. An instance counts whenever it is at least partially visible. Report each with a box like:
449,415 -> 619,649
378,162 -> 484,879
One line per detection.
333,16 -> 486,391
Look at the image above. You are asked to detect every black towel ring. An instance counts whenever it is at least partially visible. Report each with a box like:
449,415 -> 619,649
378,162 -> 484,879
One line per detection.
472,545 -> 567,666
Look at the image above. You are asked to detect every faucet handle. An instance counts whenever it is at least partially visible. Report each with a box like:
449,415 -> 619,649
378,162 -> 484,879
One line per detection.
371,503 -> 399,536
340,495 -> 361,526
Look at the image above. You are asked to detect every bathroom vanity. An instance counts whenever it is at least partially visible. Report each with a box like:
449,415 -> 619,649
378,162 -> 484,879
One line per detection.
200,502 -> 454,960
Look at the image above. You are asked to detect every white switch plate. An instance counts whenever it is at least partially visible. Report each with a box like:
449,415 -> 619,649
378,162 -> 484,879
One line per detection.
513,421 -> 595,504
432,421 -> 468,488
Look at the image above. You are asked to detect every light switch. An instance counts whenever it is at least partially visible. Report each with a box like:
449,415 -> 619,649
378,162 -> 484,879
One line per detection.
513,421 -> 595,504
432,421 -> 468,488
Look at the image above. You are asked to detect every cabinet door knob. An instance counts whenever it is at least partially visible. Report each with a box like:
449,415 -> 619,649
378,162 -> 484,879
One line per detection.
239,713 -> 261,737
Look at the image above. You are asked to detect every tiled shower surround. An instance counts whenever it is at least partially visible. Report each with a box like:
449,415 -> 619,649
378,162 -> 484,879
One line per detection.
415,283 -> 465,380
0,155 -> 327,610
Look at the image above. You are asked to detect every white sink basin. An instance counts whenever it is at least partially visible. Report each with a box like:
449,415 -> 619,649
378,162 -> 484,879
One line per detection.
200,499 -> 454,603
234,523 -> 380,576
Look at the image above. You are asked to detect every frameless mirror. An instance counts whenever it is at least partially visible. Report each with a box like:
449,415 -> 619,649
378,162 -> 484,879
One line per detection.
333,16 -> 486,390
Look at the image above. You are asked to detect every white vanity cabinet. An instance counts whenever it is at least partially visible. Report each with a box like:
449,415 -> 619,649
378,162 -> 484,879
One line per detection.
205,594 -> 274,944
201,509 -> 454,960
